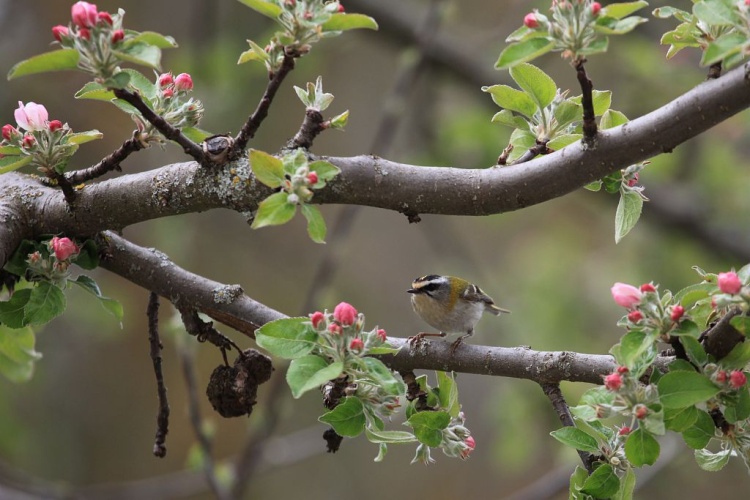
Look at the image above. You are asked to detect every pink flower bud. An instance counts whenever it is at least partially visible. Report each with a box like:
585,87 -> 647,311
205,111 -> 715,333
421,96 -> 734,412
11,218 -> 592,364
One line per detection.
349,338 -> 364,351
174,73 -> 194,92
611,283 -> 642,309
591,2 -> 602,16
303,11 -> 313,20
158,73 -> 174,87
333,302 -> 358,326
618,426 -> 631,436
640,283 -> 656,293
730,370 -> 747,389
523,13 -> 539,29
52,25 -> 70,42
48,120 -> 63,132
718,272 -> 742,295
634,405 -> 648,419
162,88 -> 174,99
111,29 -> 125,44
307,171 -> 319,185
716,370 -> 727,383
627,172 -> 639,187
377,329 -> 387,342
670,305 -> 685,322
22,135 -> 35,149
310,311 -> 325,329
617,366 -> 629,374
627,310 -> 643,323
97,11 -> 113,25
460,435 -> 475,459
71,1 -> 98,28
328,323 -> 342,335
15,101 -> 49,132
604,372 -> 622,391
79,28 -> 91,40
2,124 -> 17,141
337,4 -> 345,12
51,236 -> 80,261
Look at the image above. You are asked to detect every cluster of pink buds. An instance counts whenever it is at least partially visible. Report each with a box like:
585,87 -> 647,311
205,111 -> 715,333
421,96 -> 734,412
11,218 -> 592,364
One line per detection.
713,368 -> 747,390
308,302 -> 389,357
611,281 -> 689,334
52,2 -> 124,46
25,237 -> 81,283
157,72 -> 194,99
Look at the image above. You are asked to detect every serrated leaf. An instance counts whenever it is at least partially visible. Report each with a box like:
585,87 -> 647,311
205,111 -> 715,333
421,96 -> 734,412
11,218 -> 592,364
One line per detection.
300,205 -> 326,244
680,335 -> 708,367
674,283 -> 714,306
490,109 -> 530,130
287,355 -> 343,399
122,68 -> 158,100
113,43 -> 162,70
251,192 -> 296,229
436,371 -> 460,417
482,85 -> 537,118
249,149 -> 284,188
362,357 -> 405,396
665,405 -> 699,432
24,281 -> 65,326
7,49 -> 79,80
510,63 -> 557,110
694,447 -> 731,471
322,13 -> 378,32
495,38 -> 555,69
615,189 -> 643,243
719,341 -> 750,369
255,317 -> 318,359
552,100 -> 581,130
658,371 -> 720,409
236,0 -> 283,19
600,109 -> 629,129
581,464 -> 619,498
182,127 -> 213,143
682,409 -> 716,449
547,134 -> 582,151
701,31 -> 747,67
593,16 -> 648,35
550,427 -> 600,453
406,411 -> 450,447
71,275 -> 124,324
319,396 -> 366,437
625,428 -> 660,466
74,240 -> 99,270
238,39 -> 271,65
612,467 -> 636,500
0,289 -> 32,329
75,82 -> 115,101
0,155 -> 33,175
0,324 -> 42,382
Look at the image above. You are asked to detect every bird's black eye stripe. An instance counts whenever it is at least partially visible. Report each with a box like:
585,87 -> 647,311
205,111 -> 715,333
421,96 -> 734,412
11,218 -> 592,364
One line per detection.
419,282 -> 440,294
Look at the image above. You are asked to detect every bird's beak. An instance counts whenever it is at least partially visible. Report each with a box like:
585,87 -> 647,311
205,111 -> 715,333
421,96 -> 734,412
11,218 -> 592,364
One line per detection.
407,288 -> 418,294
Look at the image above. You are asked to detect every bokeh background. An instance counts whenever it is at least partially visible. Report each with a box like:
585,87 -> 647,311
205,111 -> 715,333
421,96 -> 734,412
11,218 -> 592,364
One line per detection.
1,0 -> 750,498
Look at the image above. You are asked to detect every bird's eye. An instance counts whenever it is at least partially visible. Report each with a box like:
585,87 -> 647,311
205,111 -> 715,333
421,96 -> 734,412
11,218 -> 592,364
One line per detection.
419,282 -> 440,294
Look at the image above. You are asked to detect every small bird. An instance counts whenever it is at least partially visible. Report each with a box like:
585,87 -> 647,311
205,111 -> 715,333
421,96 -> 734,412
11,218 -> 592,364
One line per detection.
407,275 -> 510,352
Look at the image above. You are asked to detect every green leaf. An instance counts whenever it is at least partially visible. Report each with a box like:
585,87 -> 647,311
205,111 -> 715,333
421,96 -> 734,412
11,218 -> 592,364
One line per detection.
0,155 -> 33,175
720,341 -> 750,369
122,68 -> 158,99
361,357 -> 405,396
299,205 -> 327,244
725,386 -> 750,422
701,32 -> 747,67
238,39 -> 271,65
593,16 -> 648,35
236,0 -> 283,19
552,100 -> 582,130
365,427 -> 417,444
406,411 -> 450,447
482,85 -> 537,118
113,43 -> 162,70
624,427 -> 660,466
729,315 -> 750,336
74,240 -> 99,270
3,241 -> 38,277
319,396 -> 366,437
250,149 -> 285,188
322,13 -> 379,32
694,447 -> 731,472
615,189 -> 643,243
612,467 -> 636,500
495,38 -> 555,69
0,289 -> 32,328
584,180 -> 603,192
680,335 -> 708,367
682,409 -> 716,449
617,330 -> 656,368
600,109 -> 629,129
436,370 -> 460,417
671,319 -> 701,338
127,31 -> 178,49
255,317 -> 318,359
7,49 -> 79,80
550,426 -> 600,453
569,466 -> 589,500
658,370 -> 720,409
694,0 -> 740,26
674,283 -> 714,307
181,127 -> 213,144
71,275 -> 124,323
24,281 -> 65,326
66,130 -> 103,146
101,71 -> 131,91
490,109 -> 529,130
509,63 -> 557,110
251,192 -> 297,229
664,405 -> 699,432
308,160 -> 340,184
75,82 -> 115,101
547,134 -> 581,151
581,464 -> 620,498
604,1 -> 649,19
0,324 -> 42,382
287,355 -> 343,399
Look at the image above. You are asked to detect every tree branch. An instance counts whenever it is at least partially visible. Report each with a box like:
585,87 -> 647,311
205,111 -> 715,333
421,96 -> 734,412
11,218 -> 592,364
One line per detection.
146,291 -> 170,458
65,134 -> 144,185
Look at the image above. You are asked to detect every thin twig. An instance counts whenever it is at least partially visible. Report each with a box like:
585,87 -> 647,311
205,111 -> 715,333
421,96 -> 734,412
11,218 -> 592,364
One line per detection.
233,53 -> 297,154
288,108 -> 326,150
178,305 -> 243,360
147,291 -> 170,458
66,134 -> 144,184
574,58 -> 597,143
112,88 -> 205,162
509,142 -> 550,165
47,170 -> 78,205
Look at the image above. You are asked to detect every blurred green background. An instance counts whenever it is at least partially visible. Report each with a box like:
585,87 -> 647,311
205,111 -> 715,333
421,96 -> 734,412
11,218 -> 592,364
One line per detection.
1,0 -> 750,498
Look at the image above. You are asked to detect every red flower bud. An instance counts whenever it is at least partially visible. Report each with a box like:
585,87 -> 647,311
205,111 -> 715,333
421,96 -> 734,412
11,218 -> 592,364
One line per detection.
718,272 -> 742,295
333,302 -> 357,326
716,370 -> 727,383
349,338 -> 364,351
328,323 -> 342,335
523,13 -> 539,29
310,311 -> 325,329
377,329 -> 387,342
611,283 -> 642,309
304,11 -> 313,20
591,2 -> 602,16
627,310 -> 643,323
51,236 -> 80,261
48,120 -> 63,132
78,28 -> 91,40
640,283 -> 656,293
337,4 -> 345,12
670,305 -> 685,322
97,11 -> 113,25
618,426 -> 631,436
158,73 -> 174,87
174,73 -> 194,92
52,25 -> 70,42
111,29 -> 125,44
22,134 -> 35,149
627,172 -> 639,187
634,405 -> 648,419
617,366 -> 629,374
460,436 -> 475,459
730,370 -> 747,389
604,372 -> 622,391
162,88 -> 174,99
71,1 -> 98,28
307,171 -> 319,185
2,124 -> 17,141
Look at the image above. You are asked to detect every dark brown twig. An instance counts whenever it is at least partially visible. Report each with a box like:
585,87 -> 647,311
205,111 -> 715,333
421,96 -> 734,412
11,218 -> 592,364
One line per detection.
233,53 -> 297,154
147,291 -> 170,458
540,383 -> 598,474
178,306 -> 243,363
509,142 -> 550,165
574,58 -> 597,143
288,108 -> 326,150
47,170 -> 78,205
65,134 -> 144,185
112,88 -> 205,162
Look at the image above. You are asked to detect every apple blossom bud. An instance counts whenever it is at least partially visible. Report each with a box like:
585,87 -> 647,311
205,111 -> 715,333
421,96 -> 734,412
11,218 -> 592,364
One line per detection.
304,11 -> 313,20
333,302 -> 358,326
71,1 -> 98,28
604,372 -> 622,391
15,101 -> 49,131
716,370 -> 727,383
174,73 -> 194,92
611,283 -> 642,309
627,310 -> 643,323
718,272 -> 742,295
111,29 -> 125,44
634,405 -> 648,419
52,25 -> 70,42
523,13 -> 539,29
349,338 -> 364,351
162,88 -> 174,99
307,171 -> 318,185
2,124 -> 17,141
310,311 -> 325,329
640,283 -> 656,293
617,366 -> 629,374
618,426 -> 631,436
328,323 -> 342,335
591,2 -> 602,16
51,236 -> 80,261
48,120 -> 63,132
670,305 -> 685,322
158,73 -> 174,87
97,11 -> 113,25
79,28 -> 91,40
627,172 -> 639,187
377,329 -> 387,342
22,135 -> 35,149
460,436 -> 475,460
730,370 -> 747,389
338,4 -> 345,12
